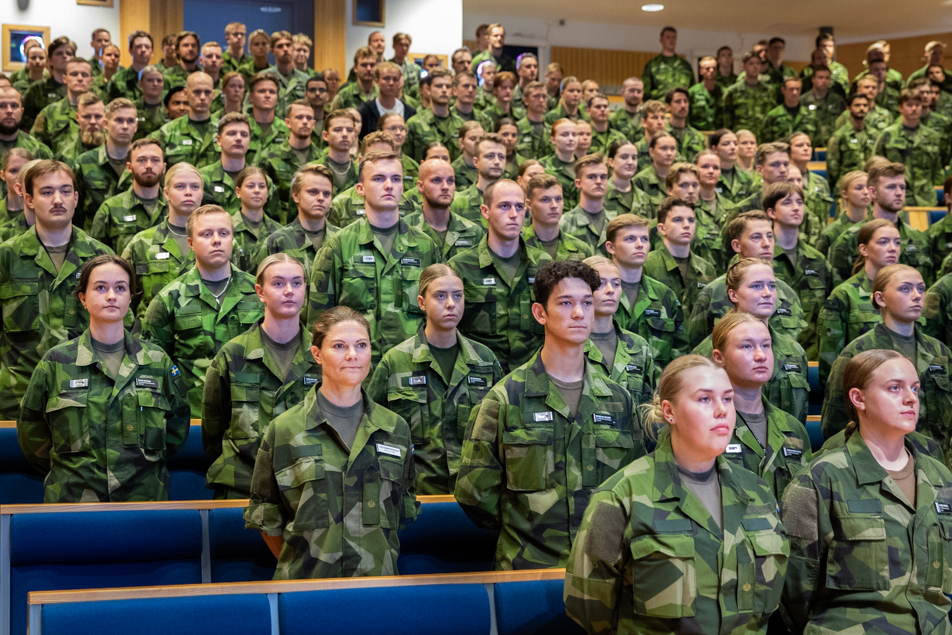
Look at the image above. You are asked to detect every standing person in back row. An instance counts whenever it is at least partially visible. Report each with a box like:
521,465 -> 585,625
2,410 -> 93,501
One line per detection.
642,26 -> 694,101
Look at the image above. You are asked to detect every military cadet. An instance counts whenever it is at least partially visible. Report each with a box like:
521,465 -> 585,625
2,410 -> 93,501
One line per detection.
926,178 -> 952,275
18,254 -> 190,502
631,100 -> 670,168
238,30 -> 270,80
160,31 -> 201,92
404,158 -> 482,262
906,40 -> 951,89
603,141 -> 652,218
0,87 -> 53,166
709,129 -> 755,204
449,132 -> 507,225
229,166 -> 282,273
404,68 -> 465,162
58,92 -> 109,169
785,349 -> 952,632
560,153 -> 616,255
163,86 -> 189,122
142,204 -> 263,416
829,162 -> 933,286
221,22 -> 248,74
456,259 -> 642,569
130,66 -> 167,141
874,89 -> 944,207
240,73 -> 287,166
121,162 -> 202,318
451,121 -> 484,190
106,31 -> 153,103
400,141 -> 451,214
916,79 -> 952,158
245,305 -> 417,578
604,214 -> 686,367
327,131 -> 396,228
641,26 -> 694,101
202,253 -> 319,499
586,94 -> 627,157
90,44 -> 121,99
253,164 -> 339,276
694,150 -> 732,269
496,117 -> 523,179
0,149 -> 32,221
606,77 -> 643,144
389,33 -> 418,101
867,51 -> 901,117
516,159 -> 545,192
802,33 -> 850,97
688,211 -> 806,348
30,57 -> 93,159
644,196 -> 716,311
0,160 -> 115,418
688,56 -> 723,132
763,181 -> 830,358
254,101 -> 321,222
448,179 -> 551,371
307,150 -> 442,366
11,43 -> 47,98
826,93 -> 876,189
0,156 -> 40,243
565,355 -> 788,635
216,69 -> 245,115
735,129 -> 758,176
834,74 -> 894,137
727,142 -> 790,222
822,265 -> 952,451
633,131 -> 678,212
539,119 -> 579,209
291,34 -> 310,73
452,71 -> 489,130
514,81 -> 551,160
482,72 -> 517,131
22,36 -> 76,132
86,29 -> 113,79
544,76 -> 587,126
310,109 -> 358,197
664,87 -> 705,162
761,77 -> 817,145
470,23 -> 515,74
155,34 -> 179,74
90,138 -> 167,254
575,120 -> 594,160
510,53 -> 538,111
368,263 -> 502,495
303,74 -> 326,142
543,62 -> 562,110
522,173 -> 591,262
330,47 -> 378,112
150,72 -> 219,169
356,63 -> 417,141
723,51 -> 775,140
473,60 -> 497,113
817,169 -> 872,256
762,36 -> 798,90
799,64 -> 846,146
714,45 -> 737,89
262,32 -> 306,119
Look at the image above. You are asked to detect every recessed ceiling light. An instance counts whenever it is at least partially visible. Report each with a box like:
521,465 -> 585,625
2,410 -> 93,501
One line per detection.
642,3 -> 664,11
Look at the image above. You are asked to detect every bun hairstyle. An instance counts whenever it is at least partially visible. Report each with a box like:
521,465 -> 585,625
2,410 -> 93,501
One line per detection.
310,306 -> 370,349
641,355 -> 722,440
418,263 -> 462,299
842,349 -> 905,437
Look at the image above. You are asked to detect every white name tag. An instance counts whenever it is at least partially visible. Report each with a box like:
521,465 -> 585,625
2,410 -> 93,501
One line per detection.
156,252 -> 170,260
408,376 -> 426,386
123,215 -> 136,222
362,255 -> 375,263
533,411 -> 554,422
181,139 -> 192,146
482,277 -> 496,286
376,443 -> 402,458
356,209 -> 365,215
214,186 -> 224,193
726,443 -> 743,454
70,379 -> 89,389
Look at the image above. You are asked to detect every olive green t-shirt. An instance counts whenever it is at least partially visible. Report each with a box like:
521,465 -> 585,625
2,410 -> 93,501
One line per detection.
493,249 -> 522,286
679,464 -> 723,530
139,194 -> 159,216
549,375 -> 583,419
107,153 -> 128,178
317,388 -> 364,450
291,146 -> 310,166
620,279 -> 640,309
92,337 -> 125,379
737,406 -> 768,450
581,208 -> 606,237
167,220 -> 191,257
885,449 -> 916,508
202,277 -> 231,308
240,211 -> 264,234
224,168 -> 243,185
43,242 -> 69,272
370,222 -> 399,256
888,330 -> 918,367
428,341 -> 458,385
432,227 -> 449,248
673,254 -> 690,281
260,327 -> 300,382
303,226 -> 326,252
589,328 -> 617,369
782,245 -> 798,269
257,120 -> 273,141
189,118 -> 211,139
538,234 -> 560,260
326,157 -> 354,191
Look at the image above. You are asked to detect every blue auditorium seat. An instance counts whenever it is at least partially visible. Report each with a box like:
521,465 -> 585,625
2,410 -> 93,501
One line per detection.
930,209 -> 947,226
813,149 -> 826,162
208,507 -> 276,582
937,186 -> 945,205
167,424 -> 213,500
0,426 -> 43,504
494,578 -> 584,635
398,500 -> 497,574
809,167 -> 827,181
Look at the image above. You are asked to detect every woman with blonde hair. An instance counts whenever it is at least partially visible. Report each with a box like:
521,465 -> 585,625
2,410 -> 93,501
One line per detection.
816,170 -> 870,256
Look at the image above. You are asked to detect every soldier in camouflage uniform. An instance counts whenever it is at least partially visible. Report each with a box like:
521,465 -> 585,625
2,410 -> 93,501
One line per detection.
761,78 -> 818,145
523,173 -> 592,262
404,158 -> 484,262
132,67 -> 168,140
455,260 -> 643,569
243,74 -> 292,166
587,95 -> 628,157
142,205 -> 264,416
0,87 -> 53,167
256,100 -> 323,221
693,150 -> 733,270
641,27 -> 695,101
709,130 -> 757,205
559,155 -> 616,255
723,52 -> 776,139
244,307 -> 418,579
221,23 -> 248,76
17,254 -> 190,502
926,184 -> 952,275
799,65 -> 846,146
514,82 -> 551,160
368,264 -> 503,494
825,94 -> 877,188
265,32 -> 309,119
405,69 -> 465,162
834,75 -> 894,136
107,32 -> 155,103
227,166 -> 283,273
688,57 -> 723,132
31,58 -> 95,159
665,88 -> 706,162
542,77 -> 588,127
327,131 -> 401,228
313,110 -> 359,197
150,72 -> 220,169
203,255 -> 321,499
55,93 -> 109,170
873,90 -> 944,206
633,132 -> 680,212
604,214 -> 687,368
565,356 -> 787,635
21,36 -> 74,131
603,142 -> 654,218
307,151 -> 442,367
609,78 -> 645,143
161,32 -> 202,92
448,133 -> 509,226
783,351 -> 952,634
329,47 -> 379,112
0,161 -> 116,418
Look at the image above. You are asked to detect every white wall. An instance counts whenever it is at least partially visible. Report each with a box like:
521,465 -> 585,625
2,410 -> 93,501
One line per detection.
3,0 -> 121,72
463,12 -> 815,74
346,0 -> 464,66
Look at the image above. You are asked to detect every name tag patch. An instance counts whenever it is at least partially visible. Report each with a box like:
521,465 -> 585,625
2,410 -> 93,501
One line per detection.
361,255 -> 376,263
726,443 -> 743,453
626,364 -> 643,373
70,379 -> 89,389
356,209 -> 365,215
467,375 -> 487,386
593,413 -> 615,425
528,277 -> 535,284
783,447 -> 803,458
482,277 -> 496,286
376,443 -> 402,458
533,411 -> 554,422
930,364 -> 945,373
784,363 -> 801,373
181,139 -> 192,145
407,376 -> 426,386
455,240 -> 471,247
123,215 -> 137,222
214,186 -> 224,193
644,309 -> 661,317
936,501 -> 952,515
906,245 -> 917,252
401,257 -> 420,267
776,308 -> 791,316
135,376 -> 158,388
805,269 -> 818,276
156,252 -> 170,260
303,376 -> 319,386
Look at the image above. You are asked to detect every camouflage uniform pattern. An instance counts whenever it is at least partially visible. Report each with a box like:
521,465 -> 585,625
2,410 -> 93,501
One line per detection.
73,145 -> 134,229
455,350 -> 644,569
688,83 -> 723,131
716,168 -> 757,205
632,167 -> 669,214
514,117 -> 551,161
608,109 -> 643,144
643,248 -> 717,314
799,90 -> 846,146
327,187 -> 368,229
825,123 -> 877,190
267,66 -> 310,118
404,109 -> 466,162
641,55 -> 695,101
590,127 -> 629,158
450,157 -> 477,191
250,218 -> 341,277
198,160 -> 281,220
834,104 -> 893,137
539,155 -> 580,211
666,123 -> 707,163
818,271 -> 880,386
828,216 -> 933,286
229,210 -> 282,273
603,181 -> 654,218
121,222 -> 197,318
448,184 -> 487,226
30,97 -> 78,158
760,104 -> 818,145
559,205 -> 616,255
90,188 -> 168,255
872,122 -> 944,206
21,76 -> 66,131
564,435 -> 787,635
722,81 -> 776,139
255,139 -> 324,222
693,195 -> 731,270
583,323 -> 657,408
522,224 -> 592,262
150,115 -> 221,169
815,212 -> 861,257
244,387 -> 418,579
925,272 -> 952,347
613,274 -> 687,368
329,83 -> 378,112
771,241 -> 831,359
133,99 -> 169,141
404,210 -> 484,262
925,211 -> 952,273
106,66 -> 143,103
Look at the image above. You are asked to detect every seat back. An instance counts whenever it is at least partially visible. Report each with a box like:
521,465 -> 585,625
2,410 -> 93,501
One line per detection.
398,499 -> 497,574
493,578 -> 584,635
0,425 -> 43,505
208,506 -> 276,582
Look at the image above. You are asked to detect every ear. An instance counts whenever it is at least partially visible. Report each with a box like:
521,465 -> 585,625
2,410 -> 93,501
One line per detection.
604,241 -> 616,255
711,349 -> 724,364
480,204 -> 490,221
873,290 -> 884,307
727,288 -> 739,304
660,400 -> 675,425
355,181 -> 365,197
417,294 -> 426,313
254,284 -> 265,304
766,208 -> 777,221
530,301 -> 547,326
848,387 -> 866,412
310,345 -> 322,365
858,242 -> 869,258
730,238 -> 742,254
574,177 -> 582,189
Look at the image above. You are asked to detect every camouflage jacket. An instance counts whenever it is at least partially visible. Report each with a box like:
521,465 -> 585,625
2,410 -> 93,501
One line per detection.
141,264 -> 264,416
603,180 -> 654,218
686,274 -> 806,350
802,61 -> 851,97
559,205 -> 616,255
543,103 -> 589,126
723,80 -> 776,139
693,195 -> 732,270
150,115 -> 220,169
540,155 -> 580,210
244,387 -> 417,579
121,221 -> 196,318
17,329 -> 190,502
564,435 -> 787,635
250,217 -> 341,277
21,76 -> 66,132
821,323 -> 952,453
816,211 -> 861,257
404,108 -> 466,162
716,167 -> 757,205
367,328 -> 503,495
590,127 -> 629,158
0,131 -> 53,166
828,215 -> 933,286
90,187 -> 168,255
450,156 -> 477,191
771,240 -> 831,359
632,166 -> 669,214
448,184 -> 486,226
106,66 -> 143,103
245,116 -> 289,166
688,82 -> 723,132
306,217 -> 443,366
202,321 -> 321,499
583,323 -> 657,409
0,211 -> 30,244
781,432 -> 952,634
666,122 -> 707,163
198,160 -> 281,220
266,65 -> 309,118
230,210 -> 282,274
133,99 -> 169,140
522,224 -> 592,262
825,122 -> 877,190
834,104 -> 893,137
799,90 -> 846,147
925,272 -> 952,348
447,236 -> 551,372
643,248 -> 717,313
404,210 -> 484,262
257,139 -> 324,222
222,51 -> 249,75
73,145 -> 135,230
642,54 -> 695,101
471,50 -> 516,74
455,350 -> 644,569
0,226 -> 114,418
514,116 -> 551,161
818,271 -> 880,386
925,210 -> 952,274
329,82 -> 379,112
613,273 -> 687,368
693,324 -> 811,425
327,186 -> 367,229
56,138 -> 101,171
608,108 -> 643,144
315,151 -> 359,196
873,122 -> 944,206
761,104 -> 818,145
30,97 -> 77,158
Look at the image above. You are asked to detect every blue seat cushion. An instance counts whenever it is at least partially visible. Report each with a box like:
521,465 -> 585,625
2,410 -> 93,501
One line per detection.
494,579 -> 584,635
398,501 -> 497,573
208,507 -> 276,582
0,472 -> 44,504
170,468 -> 214,500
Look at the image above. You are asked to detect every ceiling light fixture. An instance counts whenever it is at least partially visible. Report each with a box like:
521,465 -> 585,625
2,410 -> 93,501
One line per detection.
641,3 -> 664,11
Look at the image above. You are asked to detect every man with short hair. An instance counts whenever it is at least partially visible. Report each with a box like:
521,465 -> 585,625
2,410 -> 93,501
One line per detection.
0,87 -> 53,161
31,57 -> 93,157
471,24 -> 515,74
511,53 -> 538,111
326,131 -> 395,228
801,33 -> 850,97
108,31 -> 154,102
763,37 -> 798,88
292,34 -> 312,72
609,77 -> 645,143
905,40 -> 952,93
91,138 -> 167,254
87,29 -> 114,78
316,109 -> 358,195
835,74 -> 893,135
222,22 -> 248,74
164,86 -> 189,121
11,42 -> 47,97
688,56 -> 723,131
642,26 -> 694,101
132,65 -> 166,140
357,61 -> 417,140
544,62 -> 563,111
450,133 -> 506,225
664,87 -> 705,161
257,100 -> 323,221
799,64 -> 846,146
22,36 -> 76,131
715,46 -> 737,89
874,89 -> 944,207
405,68 -> 465,162
451,48 -> 473,76
163,31 -> 202,91
73,98 -> 138,229
304,74 -> 328,144
632,101 -> 676,168
559,154 -> 613,254
390,33 -> 419,100
243,72 -> 289,165
826,92 -> 876,188
157,34 -> 179,73
455,259 -> 641,570
266,31 -> 309,118
58,92 -> 107,167
452,71 -> 491,130
728,142 -> 791,219
643,196 -> 716,310
514,82 -> 551,160
307,150 -> 442,365
723,50 -> 776,139
142,205 -> 263,416
199,42 -> 224,88
331,47 -> 378,112
587,94 -> 627,156
761,77 -> 817,144
829,162 -> 934,285
523,173 -> 592,262
151,72 -> 219,169
0,160 -> 114,417
451,121 -> 485,190
865,50 -> 900,116
404,157 -> 483,261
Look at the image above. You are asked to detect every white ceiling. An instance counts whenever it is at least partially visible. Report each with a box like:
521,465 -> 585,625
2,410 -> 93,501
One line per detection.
462,0 -> 952,41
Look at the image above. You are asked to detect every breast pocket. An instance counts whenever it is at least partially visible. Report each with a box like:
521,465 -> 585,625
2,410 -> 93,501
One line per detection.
460,284 -> 497,335
590,425 -> 635,486
502,427 -> 553,492
778,371 -> 809,421
738,522 -> 788,616
401,265 -> 424,315
45,391 -> 90,454
826,514 -> 889,591
365,455 -> 404,529
275,452 -> 328,531
386,386 -> 428,445
0,280 -> 40,334
122,388 -> 171,451
229,383 -> 262,441
935,519 -> 952,593
630,533 -> 697,619
173,307 -> 207,356
339,263 -> 377,313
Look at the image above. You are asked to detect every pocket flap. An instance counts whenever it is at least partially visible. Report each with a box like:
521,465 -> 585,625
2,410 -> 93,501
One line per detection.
594,429 -> 635,448
46,391 -> 89,412
174,313 -> 203,330
630,533 -> 695,560
836,515 -> 886,540
378,455 -> 404,480
387,387 -> 427,403
136,389 -> 171,411
275,457 -> 324,489
503,428 -> 554,446
0,281 -> 39,299
748,530 -> 789,557
646,316 -> 675,332
231,383 -> 260,402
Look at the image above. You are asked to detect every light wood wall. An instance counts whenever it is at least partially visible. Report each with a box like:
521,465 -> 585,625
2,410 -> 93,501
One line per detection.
314,0 -> 346,73
118,0 -> 183,67
839,32 -> 952,81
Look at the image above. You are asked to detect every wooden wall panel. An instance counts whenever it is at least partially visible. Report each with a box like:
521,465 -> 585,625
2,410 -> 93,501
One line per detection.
118,0 -> 151,67
551,47 -> 656,92
839,32 -> 952,81
314,0 -> 346,74
118,0 -> 182,68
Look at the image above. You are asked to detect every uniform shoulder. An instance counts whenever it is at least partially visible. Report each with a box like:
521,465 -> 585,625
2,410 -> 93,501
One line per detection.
617,326 -> 651,350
